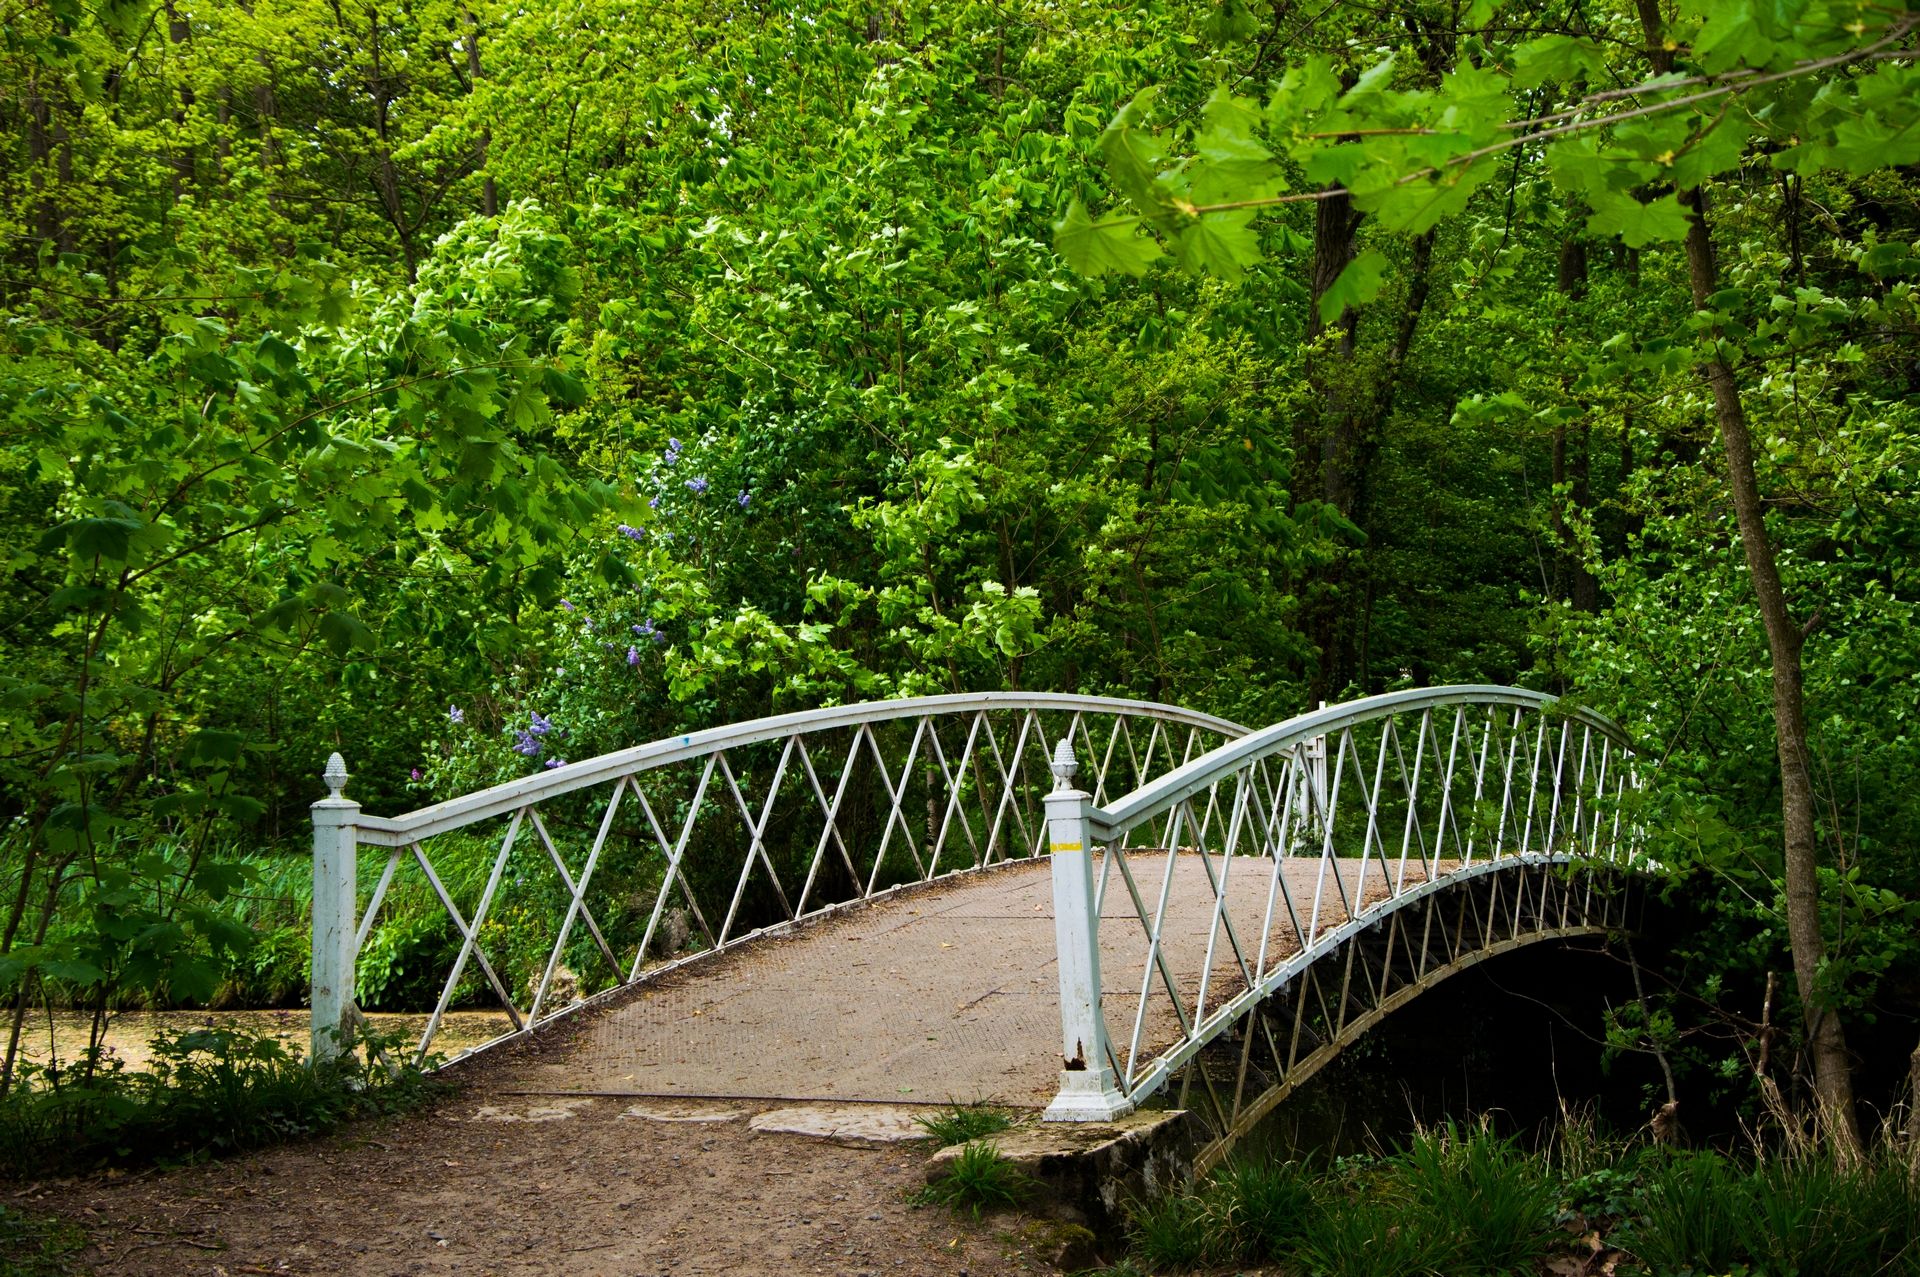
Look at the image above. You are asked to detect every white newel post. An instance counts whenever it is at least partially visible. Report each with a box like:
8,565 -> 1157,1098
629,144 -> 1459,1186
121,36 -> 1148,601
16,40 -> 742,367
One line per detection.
311,752 -> 359,1064
1043,739 -> 1131,1122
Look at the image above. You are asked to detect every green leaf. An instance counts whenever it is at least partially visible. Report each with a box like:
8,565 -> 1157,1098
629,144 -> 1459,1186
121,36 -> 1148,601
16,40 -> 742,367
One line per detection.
1054,199 -> 1166,277
317,610 -> 374,656
1173,210 -> 1263,281
1587,191 -> 1694,248
1510,36 -> 1610,89
541,367 -> 588,407
1318,249 -> 1390,324
1098,89 -> 1169,214
1670,116 -> 1752,187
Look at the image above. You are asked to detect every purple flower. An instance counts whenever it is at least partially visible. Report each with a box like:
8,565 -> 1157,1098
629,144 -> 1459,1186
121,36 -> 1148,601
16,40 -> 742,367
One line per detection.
409,767 -> 422,782
448,705 -> 464,725
512,730 -> 541,757
627,645 -> 642,666
737,490 -> 751,509
632,619 -> 656,637
559,598 -> 574,611
617,523 -> 645,541
648,496 -> 660,510
529,711 -> 555,737
544,758 -> 566,769
686,476 -> 709,494
663,438 -> 682,466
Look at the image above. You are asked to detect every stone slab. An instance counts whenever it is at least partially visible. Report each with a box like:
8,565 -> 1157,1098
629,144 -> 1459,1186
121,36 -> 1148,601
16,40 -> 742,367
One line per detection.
748,1103 -> 932,1146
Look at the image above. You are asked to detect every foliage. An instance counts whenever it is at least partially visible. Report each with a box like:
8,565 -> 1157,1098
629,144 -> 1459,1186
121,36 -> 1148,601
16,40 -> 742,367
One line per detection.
0,1022 -> 443,1178
0,1205 -> 83,1277
0,0 -> 1913,1167
1120,1125 -> 1920,1277
915,1102 -> 1016,1147
912,1140 -> 1034,1218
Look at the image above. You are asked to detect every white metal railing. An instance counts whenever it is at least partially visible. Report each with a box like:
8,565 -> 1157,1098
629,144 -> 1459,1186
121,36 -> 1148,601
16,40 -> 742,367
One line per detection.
1039,685 -> 1641,1120
310,693 -> 1245,1065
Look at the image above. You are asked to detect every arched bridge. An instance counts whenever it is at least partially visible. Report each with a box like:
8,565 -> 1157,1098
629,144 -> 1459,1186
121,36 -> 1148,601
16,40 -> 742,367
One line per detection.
310,687 -> 1642,1166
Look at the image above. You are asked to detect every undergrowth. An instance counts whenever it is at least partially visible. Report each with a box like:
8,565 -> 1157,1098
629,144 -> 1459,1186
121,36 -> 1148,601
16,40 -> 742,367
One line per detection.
0,1204 -> 83,1277
0,1022 -> 445,1179
1111,1121 -> 1920,1276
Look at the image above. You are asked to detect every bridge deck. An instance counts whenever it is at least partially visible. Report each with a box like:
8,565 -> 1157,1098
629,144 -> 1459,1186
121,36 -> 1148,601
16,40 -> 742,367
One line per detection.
517,855 -> 1437,1106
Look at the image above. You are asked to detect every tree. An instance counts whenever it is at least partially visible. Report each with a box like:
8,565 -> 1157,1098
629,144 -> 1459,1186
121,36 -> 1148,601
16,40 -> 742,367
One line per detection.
1058,0 -> 1920,1151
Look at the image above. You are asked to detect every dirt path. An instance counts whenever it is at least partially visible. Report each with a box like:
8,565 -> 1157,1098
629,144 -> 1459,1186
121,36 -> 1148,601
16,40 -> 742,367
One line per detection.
22,1064 -> 1059,1276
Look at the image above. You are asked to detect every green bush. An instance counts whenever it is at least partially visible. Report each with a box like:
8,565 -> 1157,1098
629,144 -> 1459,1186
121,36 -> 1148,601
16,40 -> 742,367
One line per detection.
0,1023 -> 443,1179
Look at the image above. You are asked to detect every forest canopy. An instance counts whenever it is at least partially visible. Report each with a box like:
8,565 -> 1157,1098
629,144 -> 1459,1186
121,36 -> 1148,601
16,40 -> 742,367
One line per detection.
0,0 -> 1915,1153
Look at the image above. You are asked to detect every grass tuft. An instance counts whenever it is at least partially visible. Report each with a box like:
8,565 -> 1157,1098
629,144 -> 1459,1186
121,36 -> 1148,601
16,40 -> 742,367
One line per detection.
914,1140 -> 1033,1218
915,1102 -> 1015,1146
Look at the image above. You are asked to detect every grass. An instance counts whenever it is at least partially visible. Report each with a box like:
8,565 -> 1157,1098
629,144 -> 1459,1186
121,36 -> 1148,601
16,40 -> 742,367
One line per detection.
913,1140 -> 1034,1218
1111,1122 -> 1920,1276
0,1204 -> 84,1277
915,1101 -> 1016,1146
0,1021 -> 445,1179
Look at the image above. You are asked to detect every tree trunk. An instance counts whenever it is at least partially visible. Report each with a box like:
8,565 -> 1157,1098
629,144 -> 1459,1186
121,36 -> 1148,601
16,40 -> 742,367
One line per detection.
1634,0 -> 1859,1158
1681,189 -> 1860,1159
466,9 -> 497,215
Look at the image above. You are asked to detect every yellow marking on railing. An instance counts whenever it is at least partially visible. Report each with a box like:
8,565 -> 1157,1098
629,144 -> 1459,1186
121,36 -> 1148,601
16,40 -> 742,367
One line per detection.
1050,841 -> 1082,853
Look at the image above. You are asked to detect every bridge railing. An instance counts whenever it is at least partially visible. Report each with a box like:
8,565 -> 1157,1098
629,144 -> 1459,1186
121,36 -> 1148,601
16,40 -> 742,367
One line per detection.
1040,685 -> 1640,1121
310,693 -> 1245,1065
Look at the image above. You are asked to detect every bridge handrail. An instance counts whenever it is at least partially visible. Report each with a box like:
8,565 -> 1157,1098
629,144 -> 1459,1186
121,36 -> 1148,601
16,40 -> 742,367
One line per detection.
353,692 -> 1247,847
1039,684 -> 1643,1122
1087,685 -> 1631,843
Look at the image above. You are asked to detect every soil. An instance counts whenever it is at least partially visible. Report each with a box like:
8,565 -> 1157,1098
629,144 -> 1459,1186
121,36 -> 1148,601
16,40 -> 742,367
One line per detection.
19,1034 -> 1061,1276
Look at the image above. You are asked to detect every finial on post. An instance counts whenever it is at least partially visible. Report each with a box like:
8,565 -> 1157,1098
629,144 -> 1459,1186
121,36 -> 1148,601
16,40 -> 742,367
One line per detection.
322,752 -> 349,801
1049,738 -> 1078,787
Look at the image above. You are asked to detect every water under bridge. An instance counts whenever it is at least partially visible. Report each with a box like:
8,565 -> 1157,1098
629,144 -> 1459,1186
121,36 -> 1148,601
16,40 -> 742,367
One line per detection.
309,686 -> 1643,1168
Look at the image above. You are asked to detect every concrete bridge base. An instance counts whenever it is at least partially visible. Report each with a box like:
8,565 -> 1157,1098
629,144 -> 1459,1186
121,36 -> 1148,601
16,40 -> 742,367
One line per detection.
925,1107 -> 1196,1233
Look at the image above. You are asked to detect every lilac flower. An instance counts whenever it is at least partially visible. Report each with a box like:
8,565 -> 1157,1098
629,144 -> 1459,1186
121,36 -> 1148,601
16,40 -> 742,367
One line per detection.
448,705 -> 465,725
648,496 -> 660,510
410,768 -> 423,782
663,437 -> 682,466
617,523 -> 645,541
544,758 -> 566,769
632,619 -> 656,637
627,645 -> 642,666
512,730 -> 541,757
560,599 -> 574,611
529,711 -> 555,737
686,476 -> 709,495
737,490 -> 751,509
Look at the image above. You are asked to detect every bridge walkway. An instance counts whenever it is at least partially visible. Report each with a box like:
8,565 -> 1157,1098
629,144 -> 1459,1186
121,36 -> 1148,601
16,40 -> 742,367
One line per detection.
514,856 -> 1430,1107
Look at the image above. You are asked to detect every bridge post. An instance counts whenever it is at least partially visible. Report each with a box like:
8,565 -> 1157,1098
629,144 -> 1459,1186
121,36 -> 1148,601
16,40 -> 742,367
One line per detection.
310,753 -> 360,1065
1043,739 -> 1132,1122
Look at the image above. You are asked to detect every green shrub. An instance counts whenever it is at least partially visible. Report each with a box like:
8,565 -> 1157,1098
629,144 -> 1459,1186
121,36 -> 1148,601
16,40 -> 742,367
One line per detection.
915,1102 -> 1015,1146
0,1022 -> 443,1179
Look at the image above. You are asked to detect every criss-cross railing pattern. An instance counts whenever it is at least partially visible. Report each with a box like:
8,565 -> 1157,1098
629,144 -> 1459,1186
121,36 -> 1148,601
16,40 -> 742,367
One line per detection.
1040,686 -> 1641,1122
308,693 -> 1244,1065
